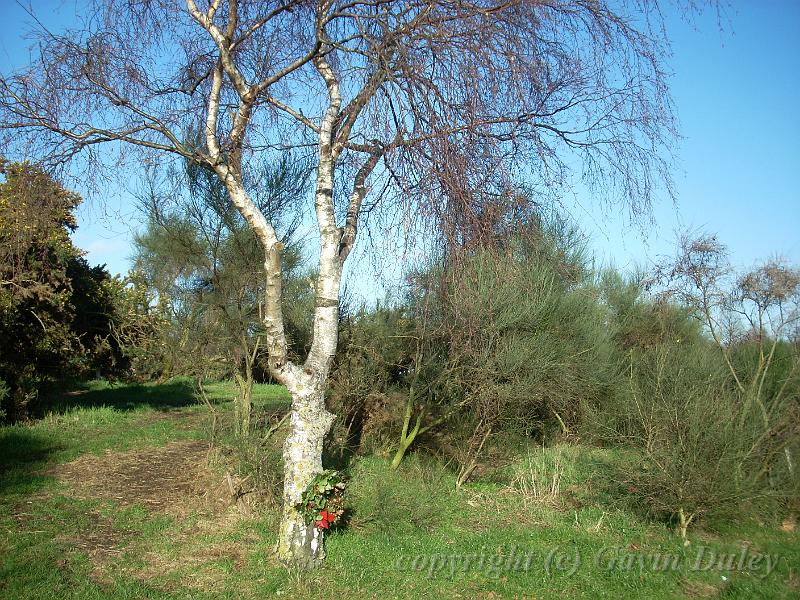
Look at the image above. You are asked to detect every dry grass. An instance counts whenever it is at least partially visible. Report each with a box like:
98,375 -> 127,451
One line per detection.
48,440 -> 216,515
679,578 -> 725,598
44,437 -> 254,585
133,534 -> 247,591
56,509 -> 135,584
781,515 -> 796,533
509,445 -> 572,506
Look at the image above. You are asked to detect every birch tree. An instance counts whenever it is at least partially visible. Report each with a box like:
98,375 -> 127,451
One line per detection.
2,0 -> 688,567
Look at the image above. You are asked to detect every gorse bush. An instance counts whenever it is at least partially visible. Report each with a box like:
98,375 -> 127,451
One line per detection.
580,270 -> 709,442
0,378 -> 7,421
324,211 -> 800,538
432,247 -> 616,439
730,339 -> 800,406
328,303 -> 416,457
616,345 -> 747,535
0,160 -> 128,420
381,213 -> 622,482
328,210 -> 617,474
582,268 -> 799,536
329,221 -> 800,534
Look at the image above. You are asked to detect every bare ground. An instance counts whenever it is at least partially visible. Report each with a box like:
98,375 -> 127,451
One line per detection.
41,429 -> 252,586
48,440 -> 217,514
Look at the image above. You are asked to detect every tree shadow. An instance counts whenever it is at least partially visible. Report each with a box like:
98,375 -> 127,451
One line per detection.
1,380 -> 204,498
35,379 -> 200,417
0,428 -> 63,497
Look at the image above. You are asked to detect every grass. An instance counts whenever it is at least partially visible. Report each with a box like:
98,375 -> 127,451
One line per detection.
1,380 -> 797,599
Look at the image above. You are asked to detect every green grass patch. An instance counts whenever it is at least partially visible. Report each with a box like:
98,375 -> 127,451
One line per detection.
200,380 -> 290,408
1,380 -> 797,599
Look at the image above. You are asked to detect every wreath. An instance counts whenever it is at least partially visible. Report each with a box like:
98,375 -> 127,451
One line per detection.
295,469 -> 346,530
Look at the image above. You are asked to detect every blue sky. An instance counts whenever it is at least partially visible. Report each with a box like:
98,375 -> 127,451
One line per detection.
1,1 -> 798,296
566,1 -> 800,275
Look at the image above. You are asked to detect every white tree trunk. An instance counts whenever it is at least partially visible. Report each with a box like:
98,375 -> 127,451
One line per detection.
275,238 -> 341,566
209,48 -> 350,567
218,154 -> 343,567
273,51 -> 345,567
276,377 -> 336,567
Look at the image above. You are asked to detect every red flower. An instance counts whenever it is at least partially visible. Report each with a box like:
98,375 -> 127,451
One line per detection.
315,519 -> 329,529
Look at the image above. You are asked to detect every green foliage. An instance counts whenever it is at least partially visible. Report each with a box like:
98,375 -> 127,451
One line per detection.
730,339 -> 800,405
0,378 -> 7,421
103,269 -> 170,380
328,303 -> 416,455
616,346 -> 751,528
331,207 -> 627,480
581,271 -> 707,440
131,156 -> 311,382
416,214 -> 617,442
0,160 -> 125,420
296,469 -> 347,530
0,159 -> 80,295
330,214 -> 799,536
66,256 -> 132,375
586,273 -> 799,535
598,269 -> 704,352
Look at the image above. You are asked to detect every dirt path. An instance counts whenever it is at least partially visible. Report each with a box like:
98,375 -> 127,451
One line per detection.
42,424 -> 245,585
49,440 -> 214,514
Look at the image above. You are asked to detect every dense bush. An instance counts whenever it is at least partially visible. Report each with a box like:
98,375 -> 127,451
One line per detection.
584,270 -> 799,536
0,160 -> 127,420
579,271 -> 708,441
330,220 -> 799,532
330,212 -> 623,480
0,378 -> 7,421
729,339 -> 800,407
423,242 -> 620,483
328,303 -> 416,457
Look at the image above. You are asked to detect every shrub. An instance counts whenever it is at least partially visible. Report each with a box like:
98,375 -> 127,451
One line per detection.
394,216 -> 621,482
580,271 -> 707,443
0,378 -> 7,421
602,341 -> 795,538
328,304 -> 416,457
427,244 -> 615,433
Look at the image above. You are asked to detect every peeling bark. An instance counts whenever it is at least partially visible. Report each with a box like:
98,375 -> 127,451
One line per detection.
277,380 -> 336,567
270,47 -> 347,567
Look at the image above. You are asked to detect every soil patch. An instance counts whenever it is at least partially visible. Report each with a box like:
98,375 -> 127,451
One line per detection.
48,440 -> 215,514
43,438 -> 246,584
